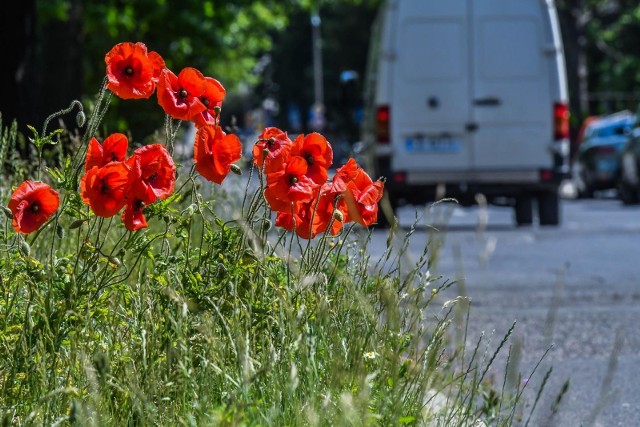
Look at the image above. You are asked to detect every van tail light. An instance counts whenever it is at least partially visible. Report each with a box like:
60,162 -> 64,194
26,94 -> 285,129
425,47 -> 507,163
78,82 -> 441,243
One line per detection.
553,102 -> 570,140
375,105 -> 390,144
392,171 -> 406,183
539,168 -> 554,182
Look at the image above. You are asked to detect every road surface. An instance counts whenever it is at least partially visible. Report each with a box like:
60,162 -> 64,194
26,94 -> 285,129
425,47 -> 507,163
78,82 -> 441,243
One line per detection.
365,191 -> 640,426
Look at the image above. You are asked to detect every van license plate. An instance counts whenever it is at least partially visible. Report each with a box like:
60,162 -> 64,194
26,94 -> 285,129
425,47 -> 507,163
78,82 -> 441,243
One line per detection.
404,136 -> 461,153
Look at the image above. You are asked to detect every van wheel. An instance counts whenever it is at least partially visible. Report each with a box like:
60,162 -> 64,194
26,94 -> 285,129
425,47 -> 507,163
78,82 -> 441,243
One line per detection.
514,196 -> 533,226
538,190 -> 560,226
576,186 -> 594,199
618,180 -> 639,205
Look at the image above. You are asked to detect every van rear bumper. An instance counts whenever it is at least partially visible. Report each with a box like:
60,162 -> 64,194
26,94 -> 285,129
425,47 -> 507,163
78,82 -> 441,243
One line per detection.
375,156 -> 567,206
385,181 -> 562,207
406,170 -> 542,184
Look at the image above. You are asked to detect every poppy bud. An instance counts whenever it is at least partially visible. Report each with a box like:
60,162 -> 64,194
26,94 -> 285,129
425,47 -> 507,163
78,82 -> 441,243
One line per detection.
213,106 -> 222,116
333,210 -> 344,222
56,224 -> 65,239
2,206 -> 12,219
230,164 -> 242,176
69,219 -> 85,229
76,110 -> 86,127
262,218 -> 272,232
18,238 -> 30,258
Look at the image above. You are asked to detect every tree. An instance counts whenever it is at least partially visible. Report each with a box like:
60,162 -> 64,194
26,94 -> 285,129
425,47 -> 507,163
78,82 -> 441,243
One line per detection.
2,0 -> 296,141
268,0 -> 381,143
1,0 -> 386,148
557,0 -> 640,128
0,0 -> 36,139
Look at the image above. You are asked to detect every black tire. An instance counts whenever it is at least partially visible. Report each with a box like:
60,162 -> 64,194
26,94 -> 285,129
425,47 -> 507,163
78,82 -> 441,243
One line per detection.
538,190 -> 560,226
618,180 -> 640,205
514,196 -> 533,226
576,184 -> 594,199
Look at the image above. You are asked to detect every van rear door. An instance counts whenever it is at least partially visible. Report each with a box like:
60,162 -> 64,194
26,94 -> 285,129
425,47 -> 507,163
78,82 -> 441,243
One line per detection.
390,1 -> 472,173
471,0 -> 554,170
389,0 -> 557,177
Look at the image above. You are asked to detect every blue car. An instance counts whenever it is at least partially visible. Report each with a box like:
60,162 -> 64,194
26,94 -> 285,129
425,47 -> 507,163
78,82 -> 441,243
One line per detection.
571,110 -> 635,198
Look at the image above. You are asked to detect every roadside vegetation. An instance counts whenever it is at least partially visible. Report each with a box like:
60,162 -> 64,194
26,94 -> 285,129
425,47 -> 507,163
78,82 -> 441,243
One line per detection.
0,42 -> 550,426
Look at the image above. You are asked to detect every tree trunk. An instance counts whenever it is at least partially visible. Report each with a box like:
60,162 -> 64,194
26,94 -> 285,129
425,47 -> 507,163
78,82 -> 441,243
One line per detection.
0,0 -> 36,136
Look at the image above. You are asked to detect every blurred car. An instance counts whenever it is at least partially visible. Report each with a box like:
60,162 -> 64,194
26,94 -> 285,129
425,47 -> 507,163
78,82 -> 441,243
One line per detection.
616,106 -> 640,204
571,115 -> 600,163
571,110 -> 634,198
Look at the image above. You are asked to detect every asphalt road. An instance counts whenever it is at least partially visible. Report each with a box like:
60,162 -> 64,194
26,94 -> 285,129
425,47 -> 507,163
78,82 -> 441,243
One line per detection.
366,189 -> 640,427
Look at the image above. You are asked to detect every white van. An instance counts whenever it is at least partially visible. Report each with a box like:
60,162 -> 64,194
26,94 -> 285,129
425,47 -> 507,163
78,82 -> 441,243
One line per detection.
362,0 -> 570,226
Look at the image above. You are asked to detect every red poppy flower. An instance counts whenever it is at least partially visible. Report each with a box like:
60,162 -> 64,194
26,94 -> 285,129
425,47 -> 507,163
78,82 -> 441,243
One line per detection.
274,185 -> 344,239
276,190 -> 343,239
85,133 -> 129,171
105,42 -> 165,99
157,67 -> 208,121
122,158 -> 157,232
126,144 -> 176,200
275,202 -> 314,239
331,157 -> 360,193
290,132 -> 333,185
193,125 -> 242,185
80,162 -> 130,217
265,156 -> 319,210
253,127 -> 292,171
193,77 -> 226,128
313,184 -> 346,235
8,180 -> 60,234
341,163 -> 385,227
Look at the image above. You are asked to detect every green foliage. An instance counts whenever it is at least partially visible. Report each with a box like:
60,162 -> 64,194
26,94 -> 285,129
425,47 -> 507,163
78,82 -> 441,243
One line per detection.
33,0 -> 383,140
0,114 -> 31,182
0,18 -> 545,424
0,146 -> 538,426
35,0 -> 292,138
0,168 -> 541,425
557,0 -> 640,116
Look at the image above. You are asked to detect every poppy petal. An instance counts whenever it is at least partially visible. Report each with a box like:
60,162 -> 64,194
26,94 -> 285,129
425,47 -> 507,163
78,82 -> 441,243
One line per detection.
85,138 -> 104,171
8,180 -> 60,234
101,133 -> 129,163
194,125 -> 242,184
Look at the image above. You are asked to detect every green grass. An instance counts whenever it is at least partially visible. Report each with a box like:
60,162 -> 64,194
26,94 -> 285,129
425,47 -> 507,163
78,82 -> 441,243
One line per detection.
0,95 -> 550,427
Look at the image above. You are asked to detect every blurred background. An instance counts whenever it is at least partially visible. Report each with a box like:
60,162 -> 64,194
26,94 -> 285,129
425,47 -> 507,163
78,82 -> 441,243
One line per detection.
2,0 -> 640,165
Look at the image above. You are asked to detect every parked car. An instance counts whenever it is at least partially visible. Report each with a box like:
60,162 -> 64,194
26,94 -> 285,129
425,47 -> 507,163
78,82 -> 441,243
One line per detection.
616,107 -> 640,204
571,110 -> 634,198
